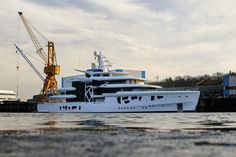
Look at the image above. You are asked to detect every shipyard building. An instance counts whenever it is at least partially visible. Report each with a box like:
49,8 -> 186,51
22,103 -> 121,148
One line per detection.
223,72 -> 236,97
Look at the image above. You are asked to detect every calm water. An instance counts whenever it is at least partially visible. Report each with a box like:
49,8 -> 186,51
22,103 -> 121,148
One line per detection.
0,113 -> 236,157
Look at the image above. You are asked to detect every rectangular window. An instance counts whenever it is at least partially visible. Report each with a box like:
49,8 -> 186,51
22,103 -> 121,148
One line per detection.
157,96 -> 163,99
117,97 -> 121,104
151,96 -> 155,101
122,96 -> 129,100
131,96 -> 137,100
124,100 -> 130,104
177,103 -> 183,112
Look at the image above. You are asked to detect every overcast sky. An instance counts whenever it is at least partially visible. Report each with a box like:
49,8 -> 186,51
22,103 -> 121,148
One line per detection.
1,0 -> 236,100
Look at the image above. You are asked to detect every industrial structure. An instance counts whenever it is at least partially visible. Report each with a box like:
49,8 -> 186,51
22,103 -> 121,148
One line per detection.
223,71 -> 236,97
16,12 -> 60,101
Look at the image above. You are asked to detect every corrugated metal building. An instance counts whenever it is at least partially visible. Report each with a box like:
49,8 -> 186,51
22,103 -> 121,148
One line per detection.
223,72 -> 236,97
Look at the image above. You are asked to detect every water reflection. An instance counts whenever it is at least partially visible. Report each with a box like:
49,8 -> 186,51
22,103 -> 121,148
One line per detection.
0,113 -> 236,133
0,113 -> 236,157
77,119 -> 106,126
195,141 -> 236,147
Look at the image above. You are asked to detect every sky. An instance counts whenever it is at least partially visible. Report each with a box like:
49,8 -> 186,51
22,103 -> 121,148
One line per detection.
1,0 -> 236,100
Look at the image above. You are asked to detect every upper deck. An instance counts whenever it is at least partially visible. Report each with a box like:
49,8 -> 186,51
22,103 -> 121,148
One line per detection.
0,90 -> 17,102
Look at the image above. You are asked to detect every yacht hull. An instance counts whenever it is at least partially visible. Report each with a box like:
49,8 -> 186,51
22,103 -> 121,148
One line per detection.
37,91 -> 200,113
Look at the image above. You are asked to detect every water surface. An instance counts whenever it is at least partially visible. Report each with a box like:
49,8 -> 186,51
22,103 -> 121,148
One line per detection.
0,113 -> 236,157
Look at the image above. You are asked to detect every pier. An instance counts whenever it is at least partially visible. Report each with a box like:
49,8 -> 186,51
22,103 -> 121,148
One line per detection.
0,101 -> 37,112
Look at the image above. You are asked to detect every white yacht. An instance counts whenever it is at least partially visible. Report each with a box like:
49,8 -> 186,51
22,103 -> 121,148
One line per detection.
0,90 -> 17,103
37,51 -> 200,113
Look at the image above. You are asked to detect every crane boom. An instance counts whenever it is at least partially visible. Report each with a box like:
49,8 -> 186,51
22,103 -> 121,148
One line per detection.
18,12 -> 48,64
14,43 -> 45,82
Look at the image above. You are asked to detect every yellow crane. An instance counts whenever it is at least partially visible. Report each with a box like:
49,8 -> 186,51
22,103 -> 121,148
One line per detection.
18,12 -> 60,100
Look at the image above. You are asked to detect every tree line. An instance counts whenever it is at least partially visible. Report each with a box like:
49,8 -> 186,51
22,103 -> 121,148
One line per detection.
149,72 -> 224,87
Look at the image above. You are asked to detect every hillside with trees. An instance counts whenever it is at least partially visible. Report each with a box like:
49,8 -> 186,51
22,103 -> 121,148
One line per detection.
149,72 -> 224,87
